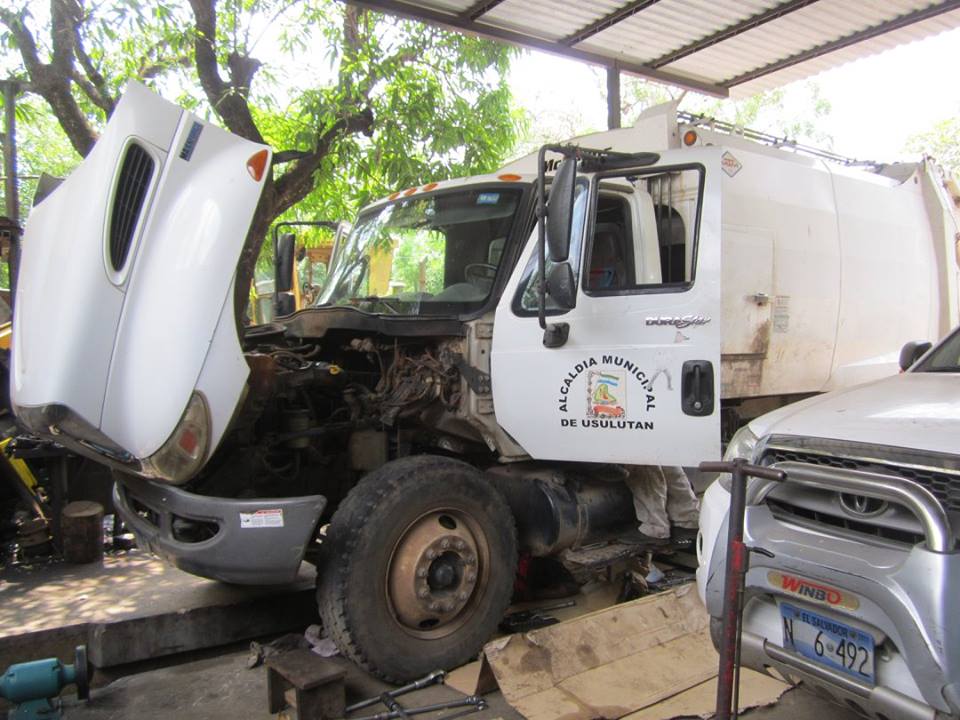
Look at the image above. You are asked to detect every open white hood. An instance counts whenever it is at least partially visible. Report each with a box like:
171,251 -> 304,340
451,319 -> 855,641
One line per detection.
12,82 -> 270,478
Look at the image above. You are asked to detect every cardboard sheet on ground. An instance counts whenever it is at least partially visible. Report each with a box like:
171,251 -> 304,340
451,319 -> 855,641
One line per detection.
482,583 -> 789,719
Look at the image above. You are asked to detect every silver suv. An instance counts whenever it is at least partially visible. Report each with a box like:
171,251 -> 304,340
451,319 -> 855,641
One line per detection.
697,328 -> 960,720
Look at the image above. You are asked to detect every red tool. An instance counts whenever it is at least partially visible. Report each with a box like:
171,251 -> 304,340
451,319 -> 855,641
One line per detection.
699,459 -> 785,720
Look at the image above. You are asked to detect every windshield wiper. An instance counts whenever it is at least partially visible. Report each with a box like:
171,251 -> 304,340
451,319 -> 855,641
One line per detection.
920,365 -> 960,373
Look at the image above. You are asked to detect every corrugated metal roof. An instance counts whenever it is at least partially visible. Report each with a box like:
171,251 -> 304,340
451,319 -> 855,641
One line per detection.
348,0 -> 960,97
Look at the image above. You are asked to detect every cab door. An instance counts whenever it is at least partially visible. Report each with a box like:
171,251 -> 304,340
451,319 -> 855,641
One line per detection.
491,148 -> 722,466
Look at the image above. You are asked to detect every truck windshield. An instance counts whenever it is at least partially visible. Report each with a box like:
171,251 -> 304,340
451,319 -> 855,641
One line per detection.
315,187 -> 523,315
915,328 -> 960,372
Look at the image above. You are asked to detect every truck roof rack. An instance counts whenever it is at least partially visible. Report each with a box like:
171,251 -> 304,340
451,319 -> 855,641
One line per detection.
677,110 -> 880,170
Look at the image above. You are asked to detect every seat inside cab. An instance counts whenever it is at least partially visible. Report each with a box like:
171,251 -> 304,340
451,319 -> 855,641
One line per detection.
585,177 -> 694,292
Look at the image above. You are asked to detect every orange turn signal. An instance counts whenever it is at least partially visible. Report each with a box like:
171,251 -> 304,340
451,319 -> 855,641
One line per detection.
498,173 -> 522,182
683,130 -> 698,147
421,182 -> 439,191
403,187 -> 417,197
246,149 -> 270,181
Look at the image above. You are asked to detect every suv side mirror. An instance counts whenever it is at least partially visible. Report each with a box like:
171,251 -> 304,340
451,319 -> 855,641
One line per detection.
899,340 -> 932,371
546,158 -> 576,262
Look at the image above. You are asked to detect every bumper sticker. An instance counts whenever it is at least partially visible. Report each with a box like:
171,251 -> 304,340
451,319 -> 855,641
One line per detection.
240,508 -> 284,528
768,571 -> 859,610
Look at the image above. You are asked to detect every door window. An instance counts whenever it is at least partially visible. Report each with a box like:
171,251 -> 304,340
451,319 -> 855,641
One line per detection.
584,167 -> 703,295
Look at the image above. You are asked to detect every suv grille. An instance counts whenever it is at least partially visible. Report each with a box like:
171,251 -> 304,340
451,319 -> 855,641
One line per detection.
764,498 -> 924,546
762,446 -> 960,513
109,144 -> 154,271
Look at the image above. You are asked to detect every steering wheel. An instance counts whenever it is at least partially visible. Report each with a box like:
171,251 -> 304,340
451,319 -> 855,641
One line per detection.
464,263 -> 497,285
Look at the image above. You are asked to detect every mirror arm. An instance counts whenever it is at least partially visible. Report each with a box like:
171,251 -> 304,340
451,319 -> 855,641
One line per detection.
536,144 -> 549,330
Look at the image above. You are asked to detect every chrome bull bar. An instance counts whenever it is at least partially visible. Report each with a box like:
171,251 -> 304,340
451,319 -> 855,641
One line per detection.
748,460 -> 956,553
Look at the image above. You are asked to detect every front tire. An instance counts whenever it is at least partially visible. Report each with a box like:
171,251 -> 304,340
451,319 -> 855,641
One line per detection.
317,455 -> 518,682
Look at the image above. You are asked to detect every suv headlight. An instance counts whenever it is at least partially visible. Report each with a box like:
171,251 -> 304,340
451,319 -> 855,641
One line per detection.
139,392 -> 210,484
718,425 -> 759,491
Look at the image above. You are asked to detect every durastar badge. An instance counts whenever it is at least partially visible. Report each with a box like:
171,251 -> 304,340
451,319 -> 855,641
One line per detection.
645,315 -> 711,329
768,571 -> 860,610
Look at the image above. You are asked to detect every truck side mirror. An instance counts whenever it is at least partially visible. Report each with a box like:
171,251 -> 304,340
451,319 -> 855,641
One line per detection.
899,340 -> 932,371
546,158 -> 576,262
274,232 -> 296,316
546,261 -> 576,310
535,145 -> 578,349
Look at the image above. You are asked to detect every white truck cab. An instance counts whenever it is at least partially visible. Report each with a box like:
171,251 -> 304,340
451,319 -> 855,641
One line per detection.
11,83 -> 960,681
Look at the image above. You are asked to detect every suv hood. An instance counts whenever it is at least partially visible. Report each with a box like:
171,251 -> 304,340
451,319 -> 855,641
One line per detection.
751,372 -> 960,456
12,82 -> 270,468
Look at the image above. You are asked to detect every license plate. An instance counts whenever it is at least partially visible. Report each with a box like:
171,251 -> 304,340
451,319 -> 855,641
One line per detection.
780,602 -> 875,684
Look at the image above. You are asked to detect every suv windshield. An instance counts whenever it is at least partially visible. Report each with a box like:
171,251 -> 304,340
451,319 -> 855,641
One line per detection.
316,187 -> 524,316
915,328 -> 960,372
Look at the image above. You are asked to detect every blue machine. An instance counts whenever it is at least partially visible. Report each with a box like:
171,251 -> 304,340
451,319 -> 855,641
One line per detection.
0,646 -> 89,719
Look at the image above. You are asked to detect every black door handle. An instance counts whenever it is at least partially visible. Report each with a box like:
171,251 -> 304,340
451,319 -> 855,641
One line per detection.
682,360 -> 714,417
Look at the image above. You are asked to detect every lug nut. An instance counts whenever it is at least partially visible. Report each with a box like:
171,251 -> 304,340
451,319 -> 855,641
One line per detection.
455,540 -> 465,550
426,549 -> 436,560
458,591 -> 469,601
441,539 -> 450,549
466,572 -> 476,582
417,567 -> 427,578
418,589 -> 429,599
430,602 -> 440,611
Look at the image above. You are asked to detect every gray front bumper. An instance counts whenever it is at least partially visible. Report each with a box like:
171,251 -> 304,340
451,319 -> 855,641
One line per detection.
114,477 -> 326,585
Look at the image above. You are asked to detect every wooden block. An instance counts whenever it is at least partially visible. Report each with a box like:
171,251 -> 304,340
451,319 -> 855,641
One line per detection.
266,650 -> 346,719
62,501 -> 103,564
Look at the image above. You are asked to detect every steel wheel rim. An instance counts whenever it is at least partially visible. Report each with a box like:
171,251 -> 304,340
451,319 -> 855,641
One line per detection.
386,508 -> 491,639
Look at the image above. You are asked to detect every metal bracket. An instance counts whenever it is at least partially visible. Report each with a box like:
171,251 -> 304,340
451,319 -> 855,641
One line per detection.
454,356 -> 492,395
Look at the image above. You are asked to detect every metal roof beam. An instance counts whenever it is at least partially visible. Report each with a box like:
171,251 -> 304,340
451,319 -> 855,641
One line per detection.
460,0 -> 508,22
343,0 -> 729,96
724,0 -> 960,87
561,0 -> 662,46
649,0 -> 820,69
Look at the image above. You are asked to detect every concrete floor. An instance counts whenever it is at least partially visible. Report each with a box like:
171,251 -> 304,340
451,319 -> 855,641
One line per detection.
55,644 -> 861,720
2,551 -> 863,719
0,550 -> 317,671
0,550 -> 315,636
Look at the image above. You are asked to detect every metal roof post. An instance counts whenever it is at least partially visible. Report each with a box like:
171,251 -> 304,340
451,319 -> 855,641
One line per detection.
607,65 -> 621,130
1,79 -> 19,228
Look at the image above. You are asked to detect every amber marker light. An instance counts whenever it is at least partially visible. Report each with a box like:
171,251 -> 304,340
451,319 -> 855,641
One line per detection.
683,130 -> 698,147
246,149 -> 270,181
421,182 -> 439,191
498,173 -> 522,182
403,187 -> 418,196
388,191 -> 401,201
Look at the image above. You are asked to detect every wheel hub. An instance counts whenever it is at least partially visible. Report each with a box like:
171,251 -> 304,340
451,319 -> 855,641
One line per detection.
388,511 -> 485,634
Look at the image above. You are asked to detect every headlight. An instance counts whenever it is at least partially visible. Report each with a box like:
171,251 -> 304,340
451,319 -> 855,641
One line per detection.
718,425 -> 759,491
139,392 -> 211,484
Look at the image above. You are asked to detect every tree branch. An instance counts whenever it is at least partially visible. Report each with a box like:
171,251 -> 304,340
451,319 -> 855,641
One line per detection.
50,0 -> 78,77
70,68 -> 111,113
70,7 -> 115,115
137,55 -> 192,80
187,0 -> 263,143
0,5 -> 97,157
271,109 -> 374,216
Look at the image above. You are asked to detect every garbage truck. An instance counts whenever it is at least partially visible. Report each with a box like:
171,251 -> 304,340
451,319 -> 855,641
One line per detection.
11,82 -> 960,680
